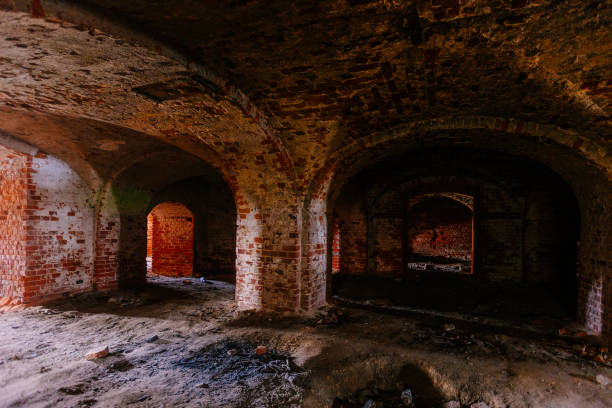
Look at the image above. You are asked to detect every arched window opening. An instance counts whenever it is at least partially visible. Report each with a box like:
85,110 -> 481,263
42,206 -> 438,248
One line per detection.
146,202 -> 194,278
405,194 -> 474,275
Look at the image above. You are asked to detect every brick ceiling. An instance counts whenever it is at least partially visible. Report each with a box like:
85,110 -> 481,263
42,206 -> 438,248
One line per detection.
75,0 -> 612,186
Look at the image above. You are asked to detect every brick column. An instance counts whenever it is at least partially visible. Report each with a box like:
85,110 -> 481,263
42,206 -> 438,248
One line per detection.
234,193 -> 301,312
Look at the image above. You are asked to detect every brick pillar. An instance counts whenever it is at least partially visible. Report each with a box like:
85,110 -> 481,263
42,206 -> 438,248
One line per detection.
331,220 -> 341,274
300,197 -> 328,310
234,193 -> 301,312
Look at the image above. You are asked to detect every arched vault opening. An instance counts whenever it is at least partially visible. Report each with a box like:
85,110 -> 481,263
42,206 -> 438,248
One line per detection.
97,149 -> 237,292
147,202 -> 194,278
318,136 -> 596,336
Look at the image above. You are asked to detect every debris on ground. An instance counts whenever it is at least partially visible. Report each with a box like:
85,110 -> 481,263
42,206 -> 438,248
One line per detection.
85,346 -> 109,360
310,305 -> 346,326
177,339 -> 308,407
1,275 -> 610,408
400,388 -> 413,406
596,374 -> 611,387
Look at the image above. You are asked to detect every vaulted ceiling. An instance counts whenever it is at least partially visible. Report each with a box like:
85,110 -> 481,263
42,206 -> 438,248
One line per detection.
77,1 -> 612,182
1,0 -> 611,191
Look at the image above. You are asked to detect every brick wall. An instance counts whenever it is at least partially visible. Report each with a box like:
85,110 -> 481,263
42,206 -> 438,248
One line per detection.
0,144 -> 28,301
332,160 -> 580,286
0,143 -> 95,303
148,202 -> 194,277
577,181 -> 612,339
406,197 -> 472,261
24,152 -> 95,302
333,178 -> 367,276
371,190 -> 403,276
331,219 -> 341,274
150,176 -> 236,276
93,190 -> 120,291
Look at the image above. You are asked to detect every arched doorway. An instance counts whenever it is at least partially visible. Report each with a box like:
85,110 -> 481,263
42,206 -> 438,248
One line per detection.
330,147 -> 581,326
147,202 -> 194,278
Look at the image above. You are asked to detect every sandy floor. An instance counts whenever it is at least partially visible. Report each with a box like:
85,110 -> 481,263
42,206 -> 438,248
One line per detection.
0,274 -> 610,408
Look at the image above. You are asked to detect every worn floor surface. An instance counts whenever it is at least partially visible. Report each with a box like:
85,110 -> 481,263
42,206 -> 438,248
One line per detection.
0,274 -> 610,408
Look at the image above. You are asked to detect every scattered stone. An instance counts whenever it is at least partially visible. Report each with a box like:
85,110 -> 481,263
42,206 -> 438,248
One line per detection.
363,399 -> 377,408
145,335 -> 159,343
595,374 -> 610,387
311,305 -> 345,326
400,388 -> 413,406
443,323 -> 456,331
24,353 -> 38,359
470,403 -> 490,408
88,28 -> 104,37
255,345 -> 267,355
227,349 -> 238,356
85,346 -> 109,360
135,395 -> 149,402
444,402 -> 461,408
45,17 -> 62,24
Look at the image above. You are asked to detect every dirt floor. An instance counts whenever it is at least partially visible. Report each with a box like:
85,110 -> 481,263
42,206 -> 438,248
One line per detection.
0,274 -> 610,408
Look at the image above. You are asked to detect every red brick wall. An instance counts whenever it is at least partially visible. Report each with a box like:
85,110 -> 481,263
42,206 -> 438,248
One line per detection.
93,190 -> 120,292
331,220 -> 341,274
23,152 -> 95,302
150,177 -> 236,276
0,144 -> 28,301
406,197 -> 472,261
1,144 -> 95,303
148,202 -> 194,277
333,179 -> 367,276
334,170 -> 579,285
577,182 -> 612,339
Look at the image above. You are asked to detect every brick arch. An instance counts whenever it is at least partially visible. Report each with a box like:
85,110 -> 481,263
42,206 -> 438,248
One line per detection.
405,193 -> 474,212
309,116 -> 610,205
302,121 -> 612,343
147,202 -> 194,278
402,195 -> 474,274
93,149 -> 236,290
362,176 -> 522,280
2,2 -> 297,193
